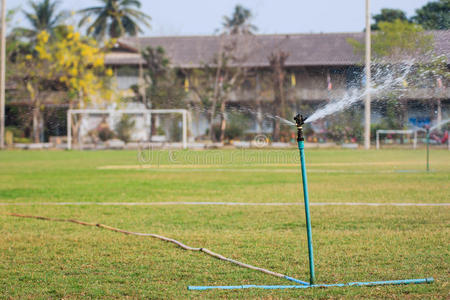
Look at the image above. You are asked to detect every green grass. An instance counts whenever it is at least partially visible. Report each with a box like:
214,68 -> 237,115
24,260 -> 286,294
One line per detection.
0,149 -> 449,298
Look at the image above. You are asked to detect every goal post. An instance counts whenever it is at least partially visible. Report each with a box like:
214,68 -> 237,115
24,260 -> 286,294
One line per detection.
376,129 -> 418,150
67,108 -> 189,150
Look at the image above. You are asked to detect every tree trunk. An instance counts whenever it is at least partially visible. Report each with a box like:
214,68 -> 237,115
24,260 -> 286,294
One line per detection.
32,101 -> 41,143
256,100 -> 263,134
278,69 -> 286,119
150,117 -> 156,141
272,75 -> 281,142
209,39 -> 225,142
209,90 -> 220,143
219,100 -> 227,142
273,119 -> 280,142
269,51 -> 288,142
436,98 -> 442,130
70,95 -> 84,147
68,101 -> 76,147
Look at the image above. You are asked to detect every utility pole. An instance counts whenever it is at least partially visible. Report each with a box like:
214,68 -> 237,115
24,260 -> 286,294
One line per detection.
364,0 -> 371,150
0,0 -> 5,149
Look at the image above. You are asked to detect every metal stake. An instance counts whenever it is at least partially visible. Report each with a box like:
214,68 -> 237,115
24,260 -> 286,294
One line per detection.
294,114 -> 315,285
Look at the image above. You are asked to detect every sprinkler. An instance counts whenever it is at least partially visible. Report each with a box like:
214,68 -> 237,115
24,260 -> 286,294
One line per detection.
294,114 -> 315,285
188,114 -> 434,291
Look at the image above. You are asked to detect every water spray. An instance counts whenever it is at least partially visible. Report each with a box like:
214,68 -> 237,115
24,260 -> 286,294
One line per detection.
306,61 -> 414,123
188,114 -> 434,291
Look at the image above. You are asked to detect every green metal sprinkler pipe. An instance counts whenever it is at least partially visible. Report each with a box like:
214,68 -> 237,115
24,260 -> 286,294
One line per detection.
294,114 -> 315,285
188,116 -> 434,291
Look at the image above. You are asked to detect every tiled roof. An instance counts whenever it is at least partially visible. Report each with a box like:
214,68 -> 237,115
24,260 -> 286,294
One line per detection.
432,30 -> 450,61
105,31 -> 450,68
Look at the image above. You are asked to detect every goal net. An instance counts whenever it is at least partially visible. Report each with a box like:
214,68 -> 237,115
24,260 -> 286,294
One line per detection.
376,129 -> 418,149
67,109 -> 189,150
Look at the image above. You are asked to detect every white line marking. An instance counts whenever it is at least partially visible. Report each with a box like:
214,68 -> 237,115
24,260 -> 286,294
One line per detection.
96,166 -> 448,174
0,202 -> 448,207
98,161 -> 431,170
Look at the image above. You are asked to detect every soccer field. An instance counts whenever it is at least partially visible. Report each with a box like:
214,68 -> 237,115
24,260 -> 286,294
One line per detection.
0,149 -> 449,298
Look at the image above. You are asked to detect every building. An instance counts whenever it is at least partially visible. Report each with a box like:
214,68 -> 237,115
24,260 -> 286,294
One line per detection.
7,31 -> 449,145
106,31 -> 450,140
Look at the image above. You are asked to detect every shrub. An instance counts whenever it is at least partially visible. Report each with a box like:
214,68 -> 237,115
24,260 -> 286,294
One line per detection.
225,113 -> 251,140
97,126 -> 115,142
94,118 -> 115,142
326,109 -> 363,144
115,115 -> 136,143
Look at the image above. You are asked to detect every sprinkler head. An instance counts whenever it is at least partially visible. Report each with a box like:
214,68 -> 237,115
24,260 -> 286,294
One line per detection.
294,114 -> 307,142
294,114 -> 307,128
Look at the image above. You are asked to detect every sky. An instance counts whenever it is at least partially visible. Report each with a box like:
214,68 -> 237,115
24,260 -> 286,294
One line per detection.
9,0 -> 433,36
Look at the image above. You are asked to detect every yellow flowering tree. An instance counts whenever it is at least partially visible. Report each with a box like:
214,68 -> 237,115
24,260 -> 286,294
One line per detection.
35,27 -> 115,107
16,31 -> 55,143
18,27 -> 114,142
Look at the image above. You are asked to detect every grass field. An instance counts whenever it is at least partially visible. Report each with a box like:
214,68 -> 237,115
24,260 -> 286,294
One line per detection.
0,149 -> 449,298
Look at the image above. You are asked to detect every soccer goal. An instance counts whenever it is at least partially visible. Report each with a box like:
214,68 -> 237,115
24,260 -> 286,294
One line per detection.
376,129 -> 418,150
67,109 -> 189,150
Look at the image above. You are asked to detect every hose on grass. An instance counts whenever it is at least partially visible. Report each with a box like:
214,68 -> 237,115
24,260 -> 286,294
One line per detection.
3,212 -> 300,282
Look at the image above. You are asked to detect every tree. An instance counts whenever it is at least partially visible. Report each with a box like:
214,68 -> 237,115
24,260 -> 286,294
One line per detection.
15,0 -> 67,39
50,29 -> 114,107
14,31 -> 57,142
349,20 -> 433,60
4,8 -> 32,72
78,0 -> 151,40
207,4 -> 255,142
222,4 -> 257,35
140,46 -> 170,109
371,8 -> 408,30
16,27 -> 114,142
268,51 -> 289,142
348,20 -> 437,130
411,0 -> 450,30
187,41 -> 248,142
135,46 -> 185,139
140,46 -> 185,110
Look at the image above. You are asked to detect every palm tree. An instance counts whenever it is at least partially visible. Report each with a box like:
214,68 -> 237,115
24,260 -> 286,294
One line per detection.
78,0 -> 151,40
222,5 -> 257,35
16,0 -> 67,39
